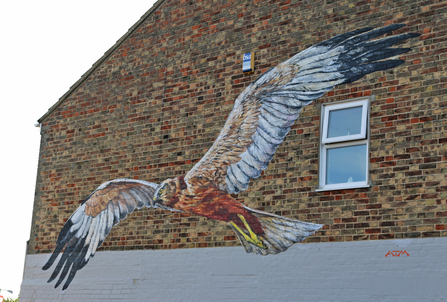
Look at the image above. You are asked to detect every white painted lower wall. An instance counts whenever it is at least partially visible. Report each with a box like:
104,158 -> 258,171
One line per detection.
20,237 -> 447,302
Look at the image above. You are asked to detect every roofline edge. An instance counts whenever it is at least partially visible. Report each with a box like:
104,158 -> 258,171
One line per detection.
37,0 -> 167,124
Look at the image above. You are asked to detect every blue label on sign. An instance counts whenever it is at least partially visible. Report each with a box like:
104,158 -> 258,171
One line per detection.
243,52 -> 252,73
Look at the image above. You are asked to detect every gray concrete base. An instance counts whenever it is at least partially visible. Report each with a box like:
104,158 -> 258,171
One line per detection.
20,237 -> 447,301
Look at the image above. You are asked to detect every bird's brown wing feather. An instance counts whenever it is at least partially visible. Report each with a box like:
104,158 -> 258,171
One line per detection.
185,65 -> 298,192
84,181 -> 153,217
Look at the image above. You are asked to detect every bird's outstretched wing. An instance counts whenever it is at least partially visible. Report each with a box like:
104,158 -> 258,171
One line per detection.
186,24 -> 420,194
42,179 -> 159,290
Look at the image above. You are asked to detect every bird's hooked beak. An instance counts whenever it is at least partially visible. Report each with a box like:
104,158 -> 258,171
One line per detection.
152,185 -> 164,207
152,195 -> 160,207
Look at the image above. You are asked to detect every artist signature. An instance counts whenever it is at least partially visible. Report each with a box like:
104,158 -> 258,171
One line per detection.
385,250 -> 410,257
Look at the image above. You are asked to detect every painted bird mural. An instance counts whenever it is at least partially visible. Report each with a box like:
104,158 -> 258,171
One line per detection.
43,24 -> 420,290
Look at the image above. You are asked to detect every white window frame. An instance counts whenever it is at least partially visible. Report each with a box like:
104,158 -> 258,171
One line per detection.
317,97 -> 371,191
321,100 -> 369,144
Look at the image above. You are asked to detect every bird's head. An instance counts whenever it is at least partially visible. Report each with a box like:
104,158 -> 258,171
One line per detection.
153,177 -> 187,210
153,179 -> 174,207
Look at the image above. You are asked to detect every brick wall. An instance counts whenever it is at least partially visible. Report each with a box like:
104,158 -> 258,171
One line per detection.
30,0 -> 447,255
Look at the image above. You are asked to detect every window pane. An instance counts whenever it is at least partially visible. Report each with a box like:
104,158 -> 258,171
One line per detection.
327,106 -> 363,138
326,145 -> 367,184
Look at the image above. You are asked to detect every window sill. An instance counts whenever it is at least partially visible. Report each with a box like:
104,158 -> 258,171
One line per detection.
315,184 -> 371,192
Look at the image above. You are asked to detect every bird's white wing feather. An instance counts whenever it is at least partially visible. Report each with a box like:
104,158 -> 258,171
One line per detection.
186,24 -> 419,194
42,179 -> 159,290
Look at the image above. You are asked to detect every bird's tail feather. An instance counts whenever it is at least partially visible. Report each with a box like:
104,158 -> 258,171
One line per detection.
230,205 -> 323,255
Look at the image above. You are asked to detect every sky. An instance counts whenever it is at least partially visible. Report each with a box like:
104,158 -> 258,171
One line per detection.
0,0 -> 157,297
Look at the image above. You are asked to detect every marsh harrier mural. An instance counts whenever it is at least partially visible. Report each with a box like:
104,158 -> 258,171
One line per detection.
43,24 -> 420,289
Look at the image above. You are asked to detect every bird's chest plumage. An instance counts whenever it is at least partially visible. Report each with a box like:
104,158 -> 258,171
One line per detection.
171,185 -> 264,236
175,185 -> 235,219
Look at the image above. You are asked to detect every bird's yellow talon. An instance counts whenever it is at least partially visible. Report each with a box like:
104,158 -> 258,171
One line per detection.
230,214 -> 266,249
